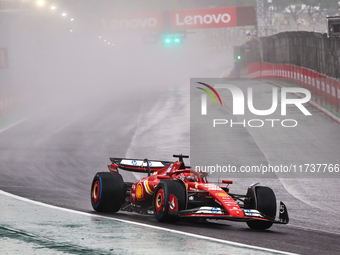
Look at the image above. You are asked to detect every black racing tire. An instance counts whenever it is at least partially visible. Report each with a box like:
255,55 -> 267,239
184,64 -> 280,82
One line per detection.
152,179 -> 186,222
246,186 -> 277,230
91,172 -> 125,213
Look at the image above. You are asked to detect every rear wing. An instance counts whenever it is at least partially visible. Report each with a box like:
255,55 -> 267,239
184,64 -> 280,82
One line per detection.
109,157 -> 172,173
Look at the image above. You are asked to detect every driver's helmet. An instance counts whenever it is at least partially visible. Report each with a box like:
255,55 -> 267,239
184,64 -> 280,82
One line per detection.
178,172 -> 196,182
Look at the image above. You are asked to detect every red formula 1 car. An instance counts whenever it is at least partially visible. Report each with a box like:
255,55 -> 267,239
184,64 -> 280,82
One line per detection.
91,155 -> 289,230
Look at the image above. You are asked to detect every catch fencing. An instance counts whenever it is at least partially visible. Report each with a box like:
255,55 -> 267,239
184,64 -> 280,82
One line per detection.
237,31 -> 340,115
241,31 -> 340,79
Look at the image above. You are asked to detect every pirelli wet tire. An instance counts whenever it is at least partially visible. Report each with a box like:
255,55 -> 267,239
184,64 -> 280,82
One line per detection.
91,172 -> 125,213
153,179 -> 186,222
246,186 -> 277,230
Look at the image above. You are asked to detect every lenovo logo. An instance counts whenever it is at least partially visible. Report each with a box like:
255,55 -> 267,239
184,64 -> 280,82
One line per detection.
102,18 -> 159,30
100,11 -> 163,32
175,13 -> 231,26
170,7 -> 237,29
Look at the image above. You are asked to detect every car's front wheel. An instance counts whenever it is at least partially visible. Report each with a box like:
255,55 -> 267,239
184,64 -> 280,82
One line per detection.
152,179 -> 186,222
246,186 -> 276,230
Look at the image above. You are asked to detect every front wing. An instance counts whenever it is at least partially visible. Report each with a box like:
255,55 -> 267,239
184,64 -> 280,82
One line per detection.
177,202 -> 289,224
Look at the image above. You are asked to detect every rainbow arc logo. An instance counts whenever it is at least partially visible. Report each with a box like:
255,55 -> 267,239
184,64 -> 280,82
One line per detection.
196,82 -> 222,106
196,82 -> 222,115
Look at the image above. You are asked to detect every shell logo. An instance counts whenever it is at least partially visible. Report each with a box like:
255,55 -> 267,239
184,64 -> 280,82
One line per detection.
216,193 -> 228,197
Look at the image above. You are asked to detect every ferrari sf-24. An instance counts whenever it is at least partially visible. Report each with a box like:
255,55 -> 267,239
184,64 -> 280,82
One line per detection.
91,155 -> 289,230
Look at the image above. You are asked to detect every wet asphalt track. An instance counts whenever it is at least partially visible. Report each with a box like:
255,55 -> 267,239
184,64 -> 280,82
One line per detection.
0,80 -> 340,255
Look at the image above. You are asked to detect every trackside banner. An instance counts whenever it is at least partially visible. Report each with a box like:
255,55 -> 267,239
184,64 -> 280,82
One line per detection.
100,11 -> 164,33
170,7 -> 237,30
99,6 -> 256,33
170,6 -> 255,30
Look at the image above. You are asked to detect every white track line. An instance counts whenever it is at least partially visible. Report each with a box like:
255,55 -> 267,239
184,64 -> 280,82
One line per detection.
0,116 -> 31,133
0,190 -> 298,255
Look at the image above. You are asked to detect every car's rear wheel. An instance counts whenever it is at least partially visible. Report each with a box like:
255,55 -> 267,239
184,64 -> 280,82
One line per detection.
246,186 -> 276,230
153,179 -> 186,222
91,172 -> 125,213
